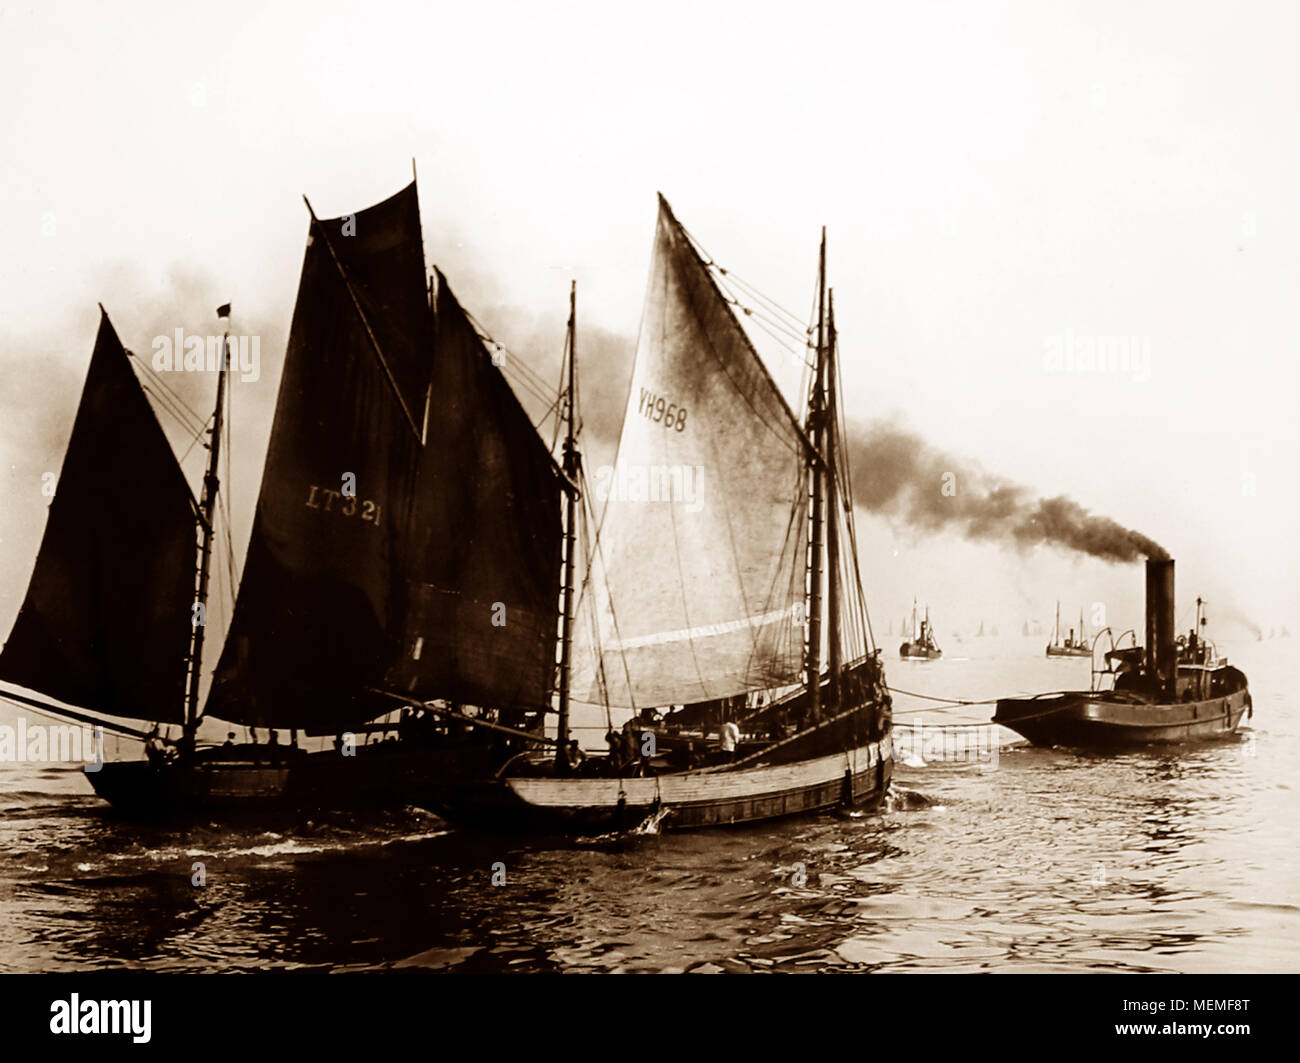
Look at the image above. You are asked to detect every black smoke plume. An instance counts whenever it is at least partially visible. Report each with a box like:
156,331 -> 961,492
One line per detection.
843,419 -> 1169,563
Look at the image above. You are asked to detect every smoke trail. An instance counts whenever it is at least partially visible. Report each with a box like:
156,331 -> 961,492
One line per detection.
844,419 -> 1169,563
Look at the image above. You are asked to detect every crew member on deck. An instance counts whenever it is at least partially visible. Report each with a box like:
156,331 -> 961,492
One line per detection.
767,713 -> 785,743
144,726 -> 167,768
721,719 -> 740,763
621,720 -> 641,776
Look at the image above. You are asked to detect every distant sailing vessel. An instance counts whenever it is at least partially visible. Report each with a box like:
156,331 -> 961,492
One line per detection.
1045,601 -> 1090,658
0,181 -> 566,816
996,560 -> 1251,747
899,600 -> 942,659
431,195 -> 894,833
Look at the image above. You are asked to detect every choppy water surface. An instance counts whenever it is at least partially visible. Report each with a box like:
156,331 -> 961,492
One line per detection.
2,639 -> 1296,972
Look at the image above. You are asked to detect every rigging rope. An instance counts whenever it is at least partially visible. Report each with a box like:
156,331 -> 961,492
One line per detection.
128,353 -> 208,434
677,222 -> 809,331
886,685 -> 1001,706
175,413 -> 213,466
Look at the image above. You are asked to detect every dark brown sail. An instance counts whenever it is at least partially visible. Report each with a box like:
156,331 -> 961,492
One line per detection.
318,181 -> 432,427
0,311 -> 196,723
205,187 -> 430,730
384,271 -> 563,712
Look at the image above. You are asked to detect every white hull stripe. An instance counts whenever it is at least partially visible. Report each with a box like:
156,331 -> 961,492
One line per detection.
603,606 -> 796,652
508,736 -> 892,809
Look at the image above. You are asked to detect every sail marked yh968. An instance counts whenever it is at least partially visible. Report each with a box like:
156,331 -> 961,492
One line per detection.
575,195 -> 811,708
0,311 -> 197,723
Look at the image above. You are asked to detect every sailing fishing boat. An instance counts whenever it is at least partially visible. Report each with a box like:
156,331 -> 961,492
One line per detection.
430,195 -> 894,833
1045,601 -> 1090,658
899,600 -> 941,659
0,181 -> 566,816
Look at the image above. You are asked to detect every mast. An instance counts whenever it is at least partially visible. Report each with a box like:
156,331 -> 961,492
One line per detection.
825,288 -> 841,712
1054,600 -> 1061,645
184,307 -> 230,746
556,281 -> 579,771
805,229 -> 827,721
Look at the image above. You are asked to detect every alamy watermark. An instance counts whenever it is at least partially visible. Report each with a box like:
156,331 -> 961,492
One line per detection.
151,329 -> 260,382
893,718 -> 999,768
0,718 -> 103,771
50,994 -> 150,1043
592,463 -> 706,513
1043,333 -> 1151,382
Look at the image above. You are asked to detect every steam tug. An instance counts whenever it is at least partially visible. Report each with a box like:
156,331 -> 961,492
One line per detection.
994,559 -> 1251,747
1045,601 -> 1090,658
900,599 -> 942,660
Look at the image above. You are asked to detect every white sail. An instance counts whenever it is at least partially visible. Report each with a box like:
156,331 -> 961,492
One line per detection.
575,196 -> 810,708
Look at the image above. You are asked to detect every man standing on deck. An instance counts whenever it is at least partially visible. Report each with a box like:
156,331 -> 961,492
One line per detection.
721,719 -> 740,763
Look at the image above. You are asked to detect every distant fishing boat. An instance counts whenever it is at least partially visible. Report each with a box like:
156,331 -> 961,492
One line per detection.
1045,601 -> 1090,658
900,600 -> 942,659
0,181 -> 564,816
996,560 -> 1251,747
431,195 -> 894,833
975,619 -> 985,638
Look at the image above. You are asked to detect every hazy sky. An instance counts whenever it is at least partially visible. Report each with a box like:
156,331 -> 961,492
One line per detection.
2,0 -> 1297,653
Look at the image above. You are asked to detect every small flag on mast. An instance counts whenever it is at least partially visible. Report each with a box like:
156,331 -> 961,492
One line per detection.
216,302 -> 231,319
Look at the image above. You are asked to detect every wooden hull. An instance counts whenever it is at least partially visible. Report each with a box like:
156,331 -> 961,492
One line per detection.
430,735 -> 893,834
899,643 -> 941,659
993,686 -> 1251,748
84,744 -> 495,820
1045,644 -> 1089,658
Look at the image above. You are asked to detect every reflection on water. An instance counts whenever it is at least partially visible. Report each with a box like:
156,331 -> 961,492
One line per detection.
1,640 -> 1296,972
